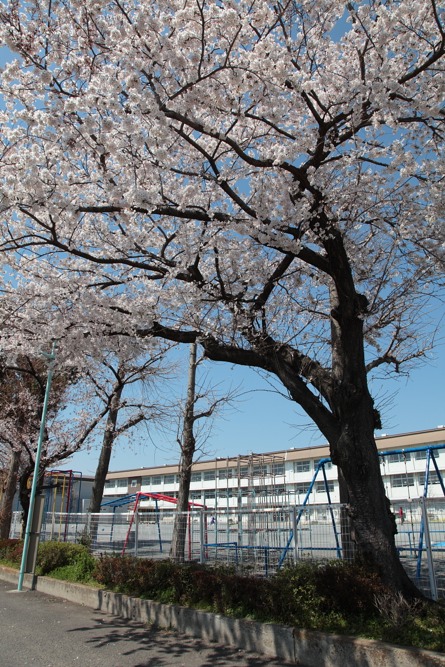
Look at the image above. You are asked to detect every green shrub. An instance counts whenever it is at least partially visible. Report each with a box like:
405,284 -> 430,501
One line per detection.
0,538 -> 23,565
90,555 -> 445,652
93,554 -> 140,592
36,541 -> 92,576
375,592 -> 445,651
269,560 -> 387,632
44,560 -> 96,584
69,548 -> 96,582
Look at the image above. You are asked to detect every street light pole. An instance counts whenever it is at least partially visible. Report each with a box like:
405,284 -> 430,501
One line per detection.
17,342 -> 57,591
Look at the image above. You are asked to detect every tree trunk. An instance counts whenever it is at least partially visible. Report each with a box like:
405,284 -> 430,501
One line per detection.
89,384 -> 124,515
337,468 -> 356,562
200,334 -> 421,597
18,464 -> 45,534
170,343 -> 197,562
88,382 -> 123,546
0,449 -> 21,539
329,398 -> 419,597
325,247 -> 418,596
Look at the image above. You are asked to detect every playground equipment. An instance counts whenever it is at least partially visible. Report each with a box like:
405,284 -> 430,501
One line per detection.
96,443 -> 443,580
215,452 -> 286,509
276,457 -> 341,568
44,470 -> 84,541
101,492 -> 206,557
44,470 -> 84,512
211,443 -> 444,572
278,442 -> 445,570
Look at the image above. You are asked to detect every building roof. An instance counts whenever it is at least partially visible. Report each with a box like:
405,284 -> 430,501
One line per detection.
106,426 -> 445,480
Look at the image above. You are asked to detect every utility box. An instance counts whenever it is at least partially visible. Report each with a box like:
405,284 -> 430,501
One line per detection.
25,494 -> 45,576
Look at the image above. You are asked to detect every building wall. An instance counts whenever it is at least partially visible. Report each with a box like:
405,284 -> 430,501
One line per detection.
103,428 -> 445,509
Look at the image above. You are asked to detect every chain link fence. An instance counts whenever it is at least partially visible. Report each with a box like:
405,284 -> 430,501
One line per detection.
9,499 -> 444,599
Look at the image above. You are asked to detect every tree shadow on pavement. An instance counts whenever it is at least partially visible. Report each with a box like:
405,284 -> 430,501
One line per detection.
68,611 -> 292,666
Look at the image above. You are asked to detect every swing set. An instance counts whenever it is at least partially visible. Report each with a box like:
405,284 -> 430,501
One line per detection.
101,491 -> 207,557
387,445 -> 445,581
277,442 -> 445,570
97,443 -> 443,575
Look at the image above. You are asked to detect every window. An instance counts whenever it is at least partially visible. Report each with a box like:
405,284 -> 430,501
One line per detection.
203,471 -> 215,481
387,453 -> 410,464
204,490 -> 216,500
163,474 -> 175,485
419,472 -> 442,486
294,483 -> 310,495
239,467 -> 248,477
272,463 -> 285,476
414,451 -> 427,460
315,481 -> 335,493
117,478 -> 128,488
130,479 -> 139,488
104,480 -> 116,489
141,476 -> 151,485
391,474 -> 414,488
253,465 -> 266,476
191,472 -> 202,482
218,468 -> 233,479
294,460 -> 311,473
322,461 -> 333,470
151,476 -> 162,485
190,492 -> 202,500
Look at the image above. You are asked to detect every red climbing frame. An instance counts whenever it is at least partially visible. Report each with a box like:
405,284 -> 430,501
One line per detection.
122,491 -> 207,558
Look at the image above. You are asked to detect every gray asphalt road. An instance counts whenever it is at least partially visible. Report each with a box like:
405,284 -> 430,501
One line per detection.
0,581 -> 291,667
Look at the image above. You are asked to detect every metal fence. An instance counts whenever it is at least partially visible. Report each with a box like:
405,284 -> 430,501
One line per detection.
9,498 -> 445,599
393,497 -> 445,600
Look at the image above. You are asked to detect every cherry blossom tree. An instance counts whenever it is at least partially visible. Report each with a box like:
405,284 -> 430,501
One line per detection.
0,0 -> 444,595
0,354 -> 81,534
0,358 -> 42,539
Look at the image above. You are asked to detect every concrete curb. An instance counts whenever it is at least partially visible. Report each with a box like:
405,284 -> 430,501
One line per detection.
1,566 -> 444,667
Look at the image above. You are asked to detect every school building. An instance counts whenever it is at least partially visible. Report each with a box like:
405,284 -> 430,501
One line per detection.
103,427 -> 445,510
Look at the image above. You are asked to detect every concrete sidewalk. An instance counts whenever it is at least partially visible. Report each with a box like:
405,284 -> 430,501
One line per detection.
1,579 -> 290,667
1,566 -> 444,667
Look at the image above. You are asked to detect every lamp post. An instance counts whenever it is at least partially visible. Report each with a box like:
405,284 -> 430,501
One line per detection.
17,342 -> 57,591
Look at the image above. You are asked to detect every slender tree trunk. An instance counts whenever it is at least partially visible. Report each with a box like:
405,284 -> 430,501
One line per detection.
89,384 -> 123,515
0,449 -> 21,539
88,382 -> 123,546
170,343 -> 197,562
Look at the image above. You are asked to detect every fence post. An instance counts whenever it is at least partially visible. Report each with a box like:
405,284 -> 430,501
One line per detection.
50,510 -> 56,541
420,497 -> 438,601
291,507 -> 298,563
134,508 -> 139,557
199,509 -> 205,564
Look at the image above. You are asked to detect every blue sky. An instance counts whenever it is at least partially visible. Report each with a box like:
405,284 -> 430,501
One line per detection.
65,332 -> 445,476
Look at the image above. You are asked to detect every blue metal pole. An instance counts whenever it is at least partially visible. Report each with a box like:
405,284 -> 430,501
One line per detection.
17,342 -> 57,591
